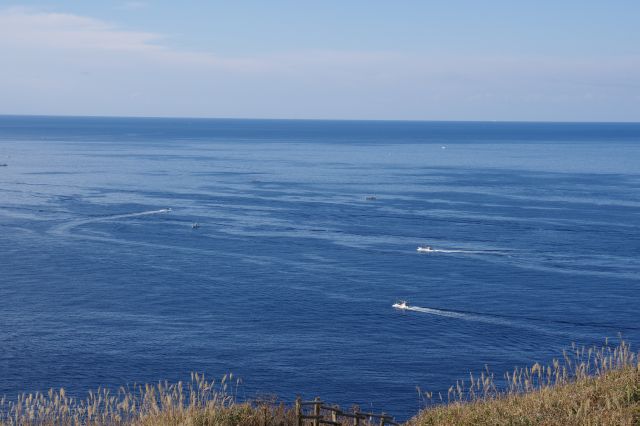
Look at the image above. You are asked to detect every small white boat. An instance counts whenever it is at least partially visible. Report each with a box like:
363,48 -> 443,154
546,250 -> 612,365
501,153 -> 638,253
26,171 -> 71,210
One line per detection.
417,245 -> 435,253
392,301 -> 409,310
192,222 -> 200,229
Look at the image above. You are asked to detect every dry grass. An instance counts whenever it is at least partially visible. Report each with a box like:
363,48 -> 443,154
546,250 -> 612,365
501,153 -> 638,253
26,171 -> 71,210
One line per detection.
1,341 -> 638,425
411,340 -> 640,426
0,373 -> 296,426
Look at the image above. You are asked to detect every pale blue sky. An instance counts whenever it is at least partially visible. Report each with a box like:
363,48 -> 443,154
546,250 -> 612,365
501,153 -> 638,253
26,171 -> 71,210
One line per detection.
1,1 -> 639,121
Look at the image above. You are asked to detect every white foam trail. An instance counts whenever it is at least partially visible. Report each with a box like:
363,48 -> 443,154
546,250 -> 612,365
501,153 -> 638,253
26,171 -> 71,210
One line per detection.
419,248 -> 508,255
431,249 -> 479,254
50,208 -> 172,236
403,305 -> 511,326
106,208 -> 172,220
404,305 -> 524,329
395,304 -> 600,339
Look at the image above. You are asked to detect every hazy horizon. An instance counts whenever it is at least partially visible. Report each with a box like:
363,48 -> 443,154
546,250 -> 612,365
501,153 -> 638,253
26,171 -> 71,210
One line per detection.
2,113 -> 640,124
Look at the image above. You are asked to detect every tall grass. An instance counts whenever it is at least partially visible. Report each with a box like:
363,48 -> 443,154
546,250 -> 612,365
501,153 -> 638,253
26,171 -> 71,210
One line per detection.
418,339 -> 637,404
0,373 -> 294,426
1,340 -> 638,425
412,339 -> 640,425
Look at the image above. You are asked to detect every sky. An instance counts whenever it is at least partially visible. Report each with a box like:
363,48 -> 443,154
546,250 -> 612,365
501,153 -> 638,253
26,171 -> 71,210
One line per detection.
1,1 -> 639,121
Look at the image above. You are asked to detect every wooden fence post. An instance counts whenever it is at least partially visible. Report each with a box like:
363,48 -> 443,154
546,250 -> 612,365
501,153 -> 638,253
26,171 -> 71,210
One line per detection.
295,397 -> 302,426
313,397 -> 321,426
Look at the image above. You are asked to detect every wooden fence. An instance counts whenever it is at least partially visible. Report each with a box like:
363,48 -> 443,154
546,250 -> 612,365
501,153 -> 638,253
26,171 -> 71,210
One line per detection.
295,397 -> 399,426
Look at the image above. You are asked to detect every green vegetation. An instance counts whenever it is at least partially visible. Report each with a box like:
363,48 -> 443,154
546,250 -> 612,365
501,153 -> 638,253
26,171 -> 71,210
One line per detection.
1,342 -> 638,425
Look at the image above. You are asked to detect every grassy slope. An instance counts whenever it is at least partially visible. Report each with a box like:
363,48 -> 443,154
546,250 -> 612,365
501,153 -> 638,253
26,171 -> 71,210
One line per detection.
2,346 -> 639,425
410,366 -> 640,426
2,370 -> 638,425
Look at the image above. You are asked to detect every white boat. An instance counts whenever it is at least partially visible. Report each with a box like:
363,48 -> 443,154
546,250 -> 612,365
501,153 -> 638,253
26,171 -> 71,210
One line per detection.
417,245 -> 435,253
392,301 -> 409,310
192,222 -> 200,229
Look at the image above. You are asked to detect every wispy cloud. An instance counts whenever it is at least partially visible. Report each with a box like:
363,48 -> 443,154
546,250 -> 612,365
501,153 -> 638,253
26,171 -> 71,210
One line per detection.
0,7 -> 161,52
0,7 -> 270,70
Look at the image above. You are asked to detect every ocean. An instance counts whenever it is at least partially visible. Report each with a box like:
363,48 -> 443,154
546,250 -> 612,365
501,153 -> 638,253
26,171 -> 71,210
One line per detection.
1,116 -> 639,418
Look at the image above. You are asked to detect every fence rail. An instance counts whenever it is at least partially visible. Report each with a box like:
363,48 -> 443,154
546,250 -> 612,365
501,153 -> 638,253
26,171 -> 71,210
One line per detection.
295,397 -> 399,426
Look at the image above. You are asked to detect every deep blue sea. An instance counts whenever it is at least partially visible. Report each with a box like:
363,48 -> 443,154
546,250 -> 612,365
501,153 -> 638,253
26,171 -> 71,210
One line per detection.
1,116 -> 639,418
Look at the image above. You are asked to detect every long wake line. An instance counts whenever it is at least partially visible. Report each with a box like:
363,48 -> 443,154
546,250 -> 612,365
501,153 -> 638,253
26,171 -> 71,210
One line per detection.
394,303 -> 640,332
49,208 -> 172,236
399,304 -> 512,327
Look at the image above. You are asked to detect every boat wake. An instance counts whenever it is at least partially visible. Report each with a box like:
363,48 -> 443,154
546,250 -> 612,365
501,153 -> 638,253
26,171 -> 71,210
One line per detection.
395,303 -> 512,326
426,249 -> 487,254
392,302 -> 640,335
50,208 -> 172,236
417,246 -> 507,255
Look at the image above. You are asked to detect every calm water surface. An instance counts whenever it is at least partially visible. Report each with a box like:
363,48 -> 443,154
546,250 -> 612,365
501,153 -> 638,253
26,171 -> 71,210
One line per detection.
1,116 -> 639,418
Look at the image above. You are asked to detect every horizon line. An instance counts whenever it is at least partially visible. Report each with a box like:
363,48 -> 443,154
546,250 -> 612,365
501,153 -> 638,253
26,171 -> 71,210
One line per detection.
1,113 -> 639,125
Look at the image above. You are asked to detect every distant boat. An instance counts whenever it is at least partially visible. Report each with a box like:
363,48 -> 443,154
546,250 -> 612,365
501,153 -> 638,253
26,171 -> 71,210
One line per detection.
417,245 -> 435,253
192,222 -> 200,229
0,163 -> 7,167
365,196 -> 377,201
392,301 -> 409,310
